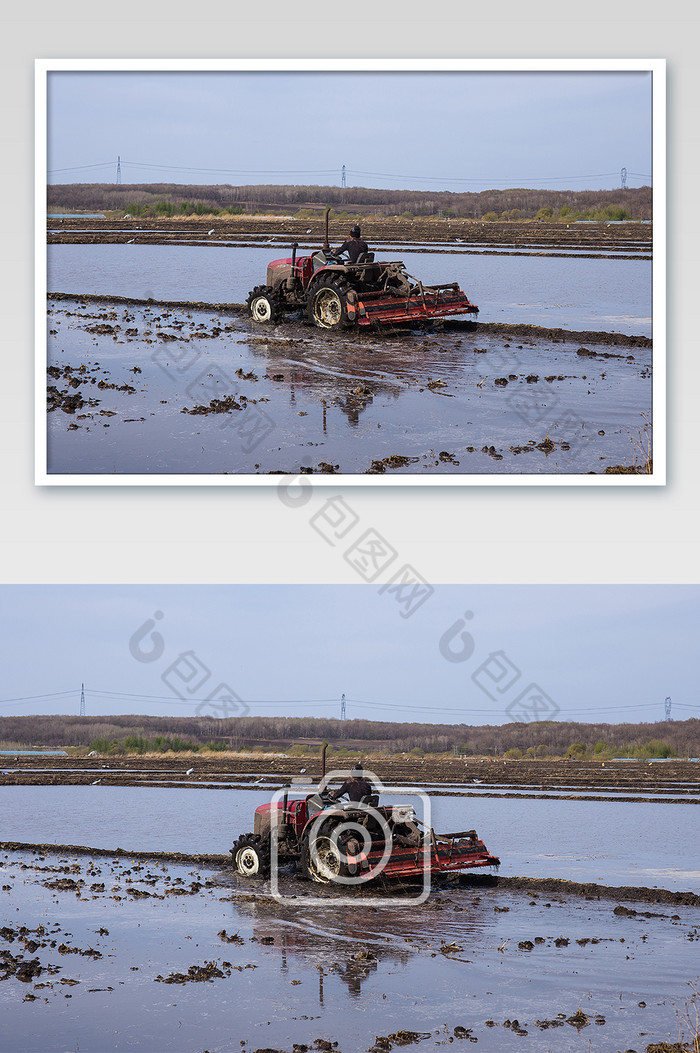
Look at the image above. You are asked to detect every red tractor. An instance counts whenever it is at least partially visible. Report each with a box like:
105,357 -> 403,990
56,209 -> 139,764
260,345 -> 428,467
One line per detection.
231,784 -> 499,886
246,210 -> 479,331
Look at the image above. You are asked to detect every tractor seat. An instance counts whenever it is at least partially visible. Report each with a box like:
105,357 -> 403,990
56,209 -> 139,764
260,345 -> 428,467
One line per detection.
355,252 -> 381,282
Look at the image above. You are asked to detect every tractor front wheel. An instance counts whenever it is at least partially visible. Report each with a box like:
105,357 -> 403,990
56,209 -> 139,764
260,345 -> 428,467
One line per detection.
247,286 -> 278,324
232,832 -> 270,877
307,277 -> 353,330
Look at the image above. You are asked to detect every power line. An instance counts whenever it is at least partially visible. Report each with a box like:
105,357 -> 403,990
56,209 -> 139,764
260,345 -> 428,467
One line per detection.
0,690 -> 78,709
46,158 -> 652,187
47,162 -> 117,174
114,161 -> 339,177
1,687 -> 696,718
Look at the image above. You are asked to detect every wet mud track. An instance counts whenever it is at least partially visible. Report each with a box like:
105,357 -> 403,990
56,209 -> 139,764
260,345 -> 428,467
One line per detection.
7,754 -> 694,793
45,295 -> 653,477
1,846 -> 697,1052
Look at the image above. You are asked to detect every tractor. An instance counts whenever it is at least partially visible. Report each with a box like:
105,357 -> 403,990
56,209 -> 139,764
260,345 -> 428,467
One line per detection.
231,782 -> 499,886
246,209 -> 479,331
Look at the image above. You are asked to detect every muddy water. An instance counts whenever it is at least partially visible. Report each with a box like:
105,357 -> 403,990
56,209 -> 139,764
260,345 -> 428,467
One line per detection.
1,847 -> 697,1052
47,242 -> 652,337
2,785 -> 697,892
45,298 -> 652,476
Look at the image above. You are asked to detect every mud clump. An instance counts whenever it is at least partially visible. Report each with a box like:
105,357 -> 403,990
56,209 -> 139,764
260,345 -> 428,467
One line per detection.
0,951 -> 44,983
370,1031 -> 431,1051
182,396 -> 242,414
366,454 -> 419,474
453,1026 -> 476,1041
85,323 -> 117,335
481,445 -> 503,461
44,877 -> 83,892
299,462 -> 340,474
47,387 -> 93,415
156,960 -> 227,984
566,1009 -> 590,1029
217,929 -> 245,944
604,463 -> 650,475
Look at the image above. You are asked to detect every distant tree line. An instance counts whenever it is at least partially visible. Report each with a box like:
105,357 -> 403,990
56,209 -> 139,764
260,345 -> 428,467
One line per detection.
1,713 -> 695,759
46,183 -> 652,222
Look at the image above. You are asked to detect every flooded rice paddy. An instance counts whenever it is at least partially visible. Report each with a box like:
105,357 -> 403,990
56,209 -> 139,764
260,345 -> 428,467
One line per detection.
2,769 -> 697,1052
1,785 -> 698,893
1,811 -> 698,1050
45,295 -> 652,477
44,242 -> 653,477
47,242 -> 652,337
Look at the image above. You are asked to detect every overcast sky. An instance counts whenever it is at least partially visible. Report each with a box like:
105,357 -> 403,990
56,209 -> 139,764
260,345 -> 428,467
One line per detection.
0,585 -> 695,727
45,68 -> 653,193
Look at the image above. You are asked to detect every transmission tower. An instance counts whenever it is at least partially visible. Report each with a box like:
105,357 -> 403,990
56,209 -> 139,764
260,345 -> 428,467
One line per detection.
80,683 -> 86,717
116,156 -> 122,184
341,164 -> 346,189
621,166 -> 627,189
340,693 -> 346,720
664,696 -> 672,722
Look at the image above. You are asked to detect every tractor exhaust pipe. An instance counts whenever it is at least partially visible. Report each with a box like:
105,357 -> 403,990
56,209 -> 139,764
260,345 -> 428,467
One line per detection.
291,242 -> 297,269
323,207 -> 330,251
321,742 -> 328,779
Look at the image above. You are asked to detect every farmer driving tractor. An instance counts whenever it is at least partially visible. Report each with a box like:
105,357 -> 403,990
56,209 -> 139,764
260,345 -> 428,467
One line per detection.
328,762 -> 375,803
337,225 -> 369,264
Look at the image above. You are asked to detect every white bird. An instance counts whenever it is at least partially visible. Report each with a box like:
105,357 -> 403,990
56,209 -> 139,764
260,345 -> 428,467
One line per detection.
126,239 -> 135,244
306,229 -> 312,234
473,778 -> 483,784
300,768 -> 306,774
207,229 -> 215,235
185,768 -> 194,775
92,779 -> 101,785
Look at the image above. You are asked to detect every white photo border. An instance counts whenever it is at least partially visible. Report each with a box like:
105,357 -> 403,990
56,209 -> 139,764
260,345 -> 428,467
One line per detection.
35,57 -> 666,487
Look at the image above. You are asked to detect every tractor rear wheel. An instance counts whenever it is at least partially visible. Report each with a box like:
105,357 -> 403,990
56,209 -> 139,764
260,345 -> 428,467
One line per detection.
232,832 -> 270,877
247,286 -> 278,324
307,276 -> 353,330
301,832 -> 346,884
301,818 -> 371,884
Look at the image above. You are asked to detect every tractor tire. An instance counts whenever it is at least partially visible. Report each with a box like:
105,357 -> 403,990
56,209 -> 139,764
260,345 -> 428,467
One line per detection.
231,832 -> 270,877
307,276 -> 353,330
300,818 -> 370,884
247,286 -> 278,324
300,830 -> 346,884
